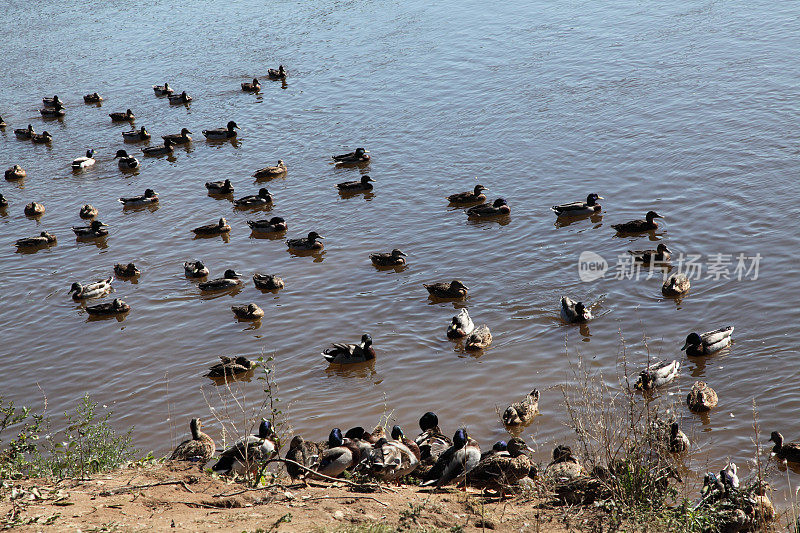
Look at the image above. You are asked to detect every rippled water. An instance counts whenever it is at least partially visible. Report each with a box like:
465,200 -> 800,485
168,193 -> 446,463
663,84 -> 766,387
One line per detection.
2,0 -> 799,505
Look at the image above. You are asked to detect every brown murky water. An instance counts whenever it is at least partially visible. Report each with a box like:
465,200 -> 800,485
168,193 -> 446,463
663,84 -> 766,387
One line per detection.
2,0 -> 799,506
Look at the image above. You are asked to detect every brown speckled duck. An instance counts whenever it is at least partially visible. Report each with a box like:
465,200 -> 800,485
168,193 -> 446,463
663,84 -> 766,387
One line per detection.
79,204 -> 98,219
231,303 -> 264,320
73,220 -> 109,238
241,78 -> 261,92
502,389 -> 540,429
114,263 -> 140,278
424,279 -> 468,299
109,109 -> 135,122
547,445 -> 584,481
5,165 -> 26,180
253,160 -> 287,180
14,124 -> 34,139
16,231 -> 57,249
122,126 -> 150,142
686,381 -> 718,412
253,273 -> 285,290
31,131 -> 53,144
629,243 -> 671,264
24,202 -> 45,216
465,324 -> 492,351
447,184 -> 488,205
184,260 -> 209,278
267,65 -> 286,79
465,437 -> 534,495
170,418 -> 215,463
662,273 -> 690,296
370,249 -> 406,266
83,92 -> 103,103
162,128 -> 192,144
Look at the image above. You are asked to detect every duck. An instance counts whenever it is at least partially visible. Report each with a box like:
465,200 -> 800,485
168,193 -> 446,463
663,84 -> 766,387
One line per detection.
253,273 -> 285,290
16,231 -> 57,249
560,296 -> 592,323
122,126 -> 150,142
192,217 -> 231,235
248,217 -> 287,233
241,78 -> 260,92
322,334 -> 375,364
42,95 -> 63,108
662,273 -> 690,296
681,326 -> 734,356
141,139 -> 174,156
114,149 -> 140,170
170,418 -> 215,463
336,175 -> 375,192
414,412 -> 453,466
30,131 -> 53,144
267,65 -> 287,79
720,462 -> 739,490
447,184 -> 488,205
162,128 -> 192,144
446,308 -> 475,339
253,160 -> 287,180
72,149 -> 96,170
369,436 -> 420,482
205,179 -> 234,194
231,303 -> 264,320
0,194 -> 6,208
0,116 -> 5,128
466,198 -> 511,217
212,419 -> 276,476
109,109 -> 135,122
203,121 -> 238,140
390,425 -> 422,461
465,324 -> 492,351
286,231 -> 324,251
464,437 -> 534,493
370,248 -> 406,266
14,124 -> 34,139
119,188 -> 158,206
668,422 -> 690,453
547,445 -> 584,481
153,82 -> 173,96
113,263 -> 140,278
83,92 -> 103,103
69,277 -> 113,300
24,202 -> 45,216
72,220 -> 109,238
420,428 -> 481,487
634,360 -> 680,391
233,188 -> 272,207
204,356 -> 256,378
314,431 -> 363,478
611,210 -> 664,233
551,193 -> 603,217
332,147 -> 369,164
629,243 -> 671,265
75,205 -> 97,220
285,435 -> 323,482
686,381 -> 718,412
502,389 -> 540,428
184,260 -> 209,278
5,165 -> 26,180
40,105 -> 65,117
481,441 -> 509,461
198,269 -> 243,291
168,91 -> 192,104
769,432 -> 800,463
424,279 -> 468,299
86,298 -> 130,316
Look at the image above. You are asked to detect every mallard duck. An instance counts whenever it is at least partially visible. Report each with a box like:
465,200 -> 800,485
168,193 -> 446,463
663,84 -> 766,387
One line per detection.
109,109 -> 135,122
465,324 -> 492,351
686,381 -> 718,412
267,65 -> 287,79
446,309 -> 475,339
253,160 -> 287,180
611,211 -> 664,233
314,432 -> 363,478
162,128 -> 192,144
370,248 -> 406,266
285,435 -> 324,482
551,193 -> 603,217
668,422 -> 690,453
465,437 -> 534,493
481,441 -> 509,461
234,188 -> 272,207
248,217 -> 287,233
212,419 -> 276,476
72,149 -> 96,170
629,243 -> 671,264
114,149 -> 139,170
24,202 -> 45,216
40,105 -> 65,117
720,462 -> 739,490
69,277 -> 113,300
184,260 -> 209,278
662,273 -> 690,296
119,188 -> 158,206
114,263 -> 140,278
168,91 -> 192,104
5,165 -> 26,180
502,389 -> 540,428
203,121 -> 238,140
681,326 -> 734,356
323,334 -> 375,364
198,269 -> 243,291
204,356 -> 255,378
560,296 -> 592,323
192,218 -> 231,235
241,78 -> 260,92
336,175 -> 374,192
547,445 -> 584,481
83,92 -> 103,103
369,437 -> 420,482
447,184 -> 487,205
286,231 -> 324,251
31,131 -> 53,144
153,82 -> 173,95
205,179 -> 234,194
424,279 -> 468,299
170,418 -> 215,463
332,147 -> 369,164
391,425 -> 421,461
72,220 -> 108,238
142,139 -> 174,156
420,428 -> 481,487
231,303 -> 264,320
466,198 -> 511,217
86,298 -> 130,316
16,231 -> 57,249
14,124 -> 34,139
42,95 -> 62,108
78,204 -> 98,219
253,273 -> 284,290
122,126 -> 150,142
0,194 -> 7,208
414,412 -> 453,466
634,360 -> 680,391
769,432 -> 800,462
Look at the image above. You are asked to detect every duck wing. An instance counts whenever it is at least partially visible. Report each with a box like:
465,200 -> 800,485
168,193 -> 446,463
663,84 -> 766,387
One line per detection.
701,326 -> 734,345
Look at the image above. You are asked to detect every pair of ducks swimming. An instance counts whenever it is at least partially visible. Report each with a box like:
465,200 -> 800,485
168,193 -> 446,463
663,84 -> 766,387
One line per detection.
551,193 -> 666,233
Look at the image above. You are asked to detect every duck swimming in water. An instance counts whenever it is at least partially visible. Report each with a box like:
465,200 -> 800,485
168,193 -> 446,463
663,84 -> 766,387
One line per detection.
184,260 -> 209,278
662,273 -> 690,296
466,198 -> 510,217
31,131 -> 52,144
86,298 -> 130,316
769,432 -> 800,463
253,273 -> 284,290
122,126 -> 150,142
447,184 -> 487,205
109,109 -> 135,122
231,303 -> 264,320
42,95 -> 62,108
267,65 -> 286,79
162,128 -> 192,144
336,175 -> 374,192
253,160 -> 287,180
24,202 -> 45,216
114,263 -> 140,278
119,188 -> 158,206
686,381 -> 718,412
72,150 -> 95,170
0,194 -> 6,208
206,179 -> 234,194
170,418 -> 215,464
502,389 -> 540,429
203,121 -> 238,140
192,218 -> 231,236
680,326 -> 734,356
204,356 -> 255,378
142,139 -> 174,156
14,124 -> 34,139
332,147 -> 369,164
198,269 -> 243,291
79,204 -> 98,218
286,231 -> 324,251
69,277 -> 113,300
634,360 -> 680,391
551,193 -> 603,217
233,188 -> 272,207
424,279 -> 468,299
241,78 -> 260,92
40,105 -> 65,118
153,82 -> 173,96
247,217 -> 287,233
5,165 -> 26,180
465,324 -> 492,351
322,334 -> 375,364
560,297 -> 592,323
168,91 -> 192,104
83,92 -> 103,103
629,243 -> 671,264
447,309 -> 475,339
114,149 -> 140,170
668,422 -> 690,453
611,211 -> 664,234
73,220 -> 108,238
370,249 -> 406,266
16,231 -> 57,249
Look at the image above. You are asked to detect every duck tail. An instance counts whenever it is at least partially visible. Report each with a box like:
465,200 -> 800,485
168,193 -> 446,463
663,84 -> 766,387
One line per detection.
211,455 -> 234,474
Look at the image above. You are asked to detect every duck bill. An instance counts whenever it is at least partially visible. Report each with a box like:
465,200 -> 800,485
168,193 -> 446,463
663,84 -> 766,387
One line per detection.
680,342 -> 688,351
597,196 -> 604,199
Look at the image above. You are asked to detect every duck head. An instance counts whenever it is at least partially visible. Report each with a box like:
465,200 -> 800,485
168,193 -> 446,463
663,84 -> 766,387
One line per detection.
86,149 -> 94,158
112,298 -> 125,309
252,78 -> 259,85
492,440 -> 508,453
360,334 -> 373,348
144,189 -> 156,198
344,427 -> 368,441
69,282 -> 83,294
181,127 -> 192,135
670,422 -> 681,437
390,425 -> 405,440
247,303 -> 259,313
114,149 -> 129,159
769,431 -> 783,451
474,184 -> 488,195
126,109 -> 133,116
391,249 -> 407,258
164,83 -> 170,90
419,412 -> 439,432
234,356 -> 251,367
218,218 -> 228,227
645,211 -> 664,223
328,428 -> 343,448
194,260 -> 206,270
492,198 -> 508,208
289,435 -> 305,449
354,148 -> 367,157
279,65 -> 286,74
361,175 -> 375,184
575,302 -> 590,320
223,269 -> 241,279
269,216 -> 285,225
507,437 -> 534,456
227,121 -> 239,131
681,332 -> 702,351
258,419 -> 274,439
552,444 -> 573,462
586,193 -> 603,205
277,159 -> 285,166
450,279 -> 469,291
453,428 -> 468,449
307,231 -> 324,242
140,126 -> 148,134
656,243 -> 671,253
258,188 -> 271,198
91,220 -> 108,230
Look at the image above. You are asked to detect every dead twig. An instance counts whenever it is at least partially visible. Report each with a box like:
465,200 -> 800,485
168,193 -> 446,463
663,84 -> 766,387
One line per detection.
302,495 -> 388,507
264,458 -> 387,492
99,480 -> 193,496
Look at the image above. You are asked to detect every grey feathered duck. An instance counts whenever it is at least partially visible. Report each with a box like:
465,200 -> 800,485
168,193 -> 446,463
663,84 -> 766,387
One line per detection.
463,437 -> 534,495
681,326 -> 734,356
119,189 -> 158,206
69,277 -> 113,300
115,149 -> 140,169
420,428 -> 481,488
465,324 -> 492,351
212,419 -> 276,476
634,360 -> 680,391
551,194 -> 603,217
447,309 -> 475,339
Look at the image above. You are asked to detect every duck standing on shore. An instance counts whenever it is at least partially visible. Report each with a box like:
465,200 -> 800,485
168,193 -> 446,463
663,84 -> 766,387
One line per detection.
212,419 -> 276,476
171,418 -> 215,464
420,428 -> 481,487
